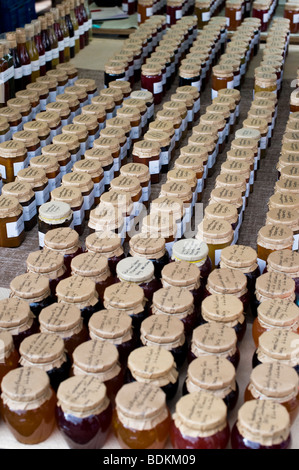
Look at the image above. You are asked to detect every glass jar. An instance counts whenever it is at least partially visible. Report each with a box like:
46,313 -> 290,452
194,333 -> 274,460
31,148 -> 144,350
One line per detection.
109,80 -> 131,100
2,181 -> 37,232
220,160 -> 251,197
26,82 -> 49,112
0,330 -> 20,384
174,154 -> 205,201
231,399 -> 291,449
141,212 -> 178,257
200,113 -> 227,154
0,195 -> 25,248
156,108 -> 182,149
92,94 -> 115,121
72,339 -> 124,405
64,85 -> 88,109
43,227 -> 82,276
150,195 -> 186,241
39,302 -> 89,357
36,75 -> 58,103
256,223 -> 294,271
72,159 -> 104,206
62,123 -> 88,159
100,126 -> 128,167
211,65 -> 234,100
7,97 -> 32,123
189,322 -> 240,369
144,130 -> 171,174
84,147 -> 114,192
46,101 -> 72,127
112,381 -> 171,449
74,78 -> 98,104
50,186 -> 85,235
23,122 -> 51,150
85,231 -> 124,277
0,367 -> 56,444
73,114 -> 100,150
120,162 -> 151,209
82,103 -> 106,132
52,133 -> 81,167
130,90 -> 154,124
196,218 -> 234,270
132,140 -> 161,184
93,136 -> 121,177
137,0 -> 154,24
0,107 -> 22,136
62,172 -> 94,221
15,89 -> 40,120
244,362 -> 299,424
19,332 -> 71,392
56,63 -> 78,85
38,201 -> 73,249
163,100 -> 188,141
35,111 -> 62,140
88,309 -> 136,366
104,61 -> 127,89
100,87 -> 124,112
109,174 -> 143,219
88,203 -> 125,244
266,249 -> 299,303
171,390 -> 230,450
103,281 -> 147,336
141,63 -> 163,105
30,155 -> 61,193
166,168 -> 198,208
225,0 -> 243,31
209,187 -> 244,219
204,202 -> 239,235
12,130 -> 41,163
183,355 -> 239,411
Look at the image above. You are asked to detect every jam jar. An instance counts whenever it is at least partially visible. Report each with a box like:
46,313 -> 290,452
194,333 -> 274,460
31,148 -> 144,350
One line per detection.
103,282 -> 148,336
100,87 -> 124,112
35,111 -> 62,140
211,64 -> 234,100
244,362 -> 299,424
105,117 -> 132,154
30,155 -> 61,192
46,101 -> 72,127
62,123 -> 88,159
0,107 -> 22,136
200,292 -> 246,343
144,130 -> 172,174
7,97 -> 32,124
15,90 -> 40,120
123,97 -> 148,136
156,108 -> 182,149
128,234 -> 169,280
0,330 -> 20,384
62,172 -> 94,221
171,239 -> 212,287
23,120 -> 51,149
109,175 -> 143,219
266,249 -> 299,303
12,130 -> 41,162
50,186 -> 85,235
150,195 -> 186,240
104,61 -> 127,89
88,203 -> 125,243
0,298 -> 38,353
209,187 -> 244,218
36,75 -> 58,103
0,367 -> 57,445
64,85 -> 88,109
82,103 -> 106,133
120,163 -> 151,209
73,113 -> 100,149
16,167 -> 49,209
196,218 -> 234,270
132,140 -> 161,184
220,160 -> 251,196
109,80 -> 131,100
19,332 -> 71,392
200,113 -> 227,154
56,275 -> 102,327
140,314 -> 187,368
189,322 -> 240,369
85,231 -> 125,277
71,252 -> 115,302
183,355 -> 239,411
148,120 -> 176,160
1,181 -> 37,232
141,212 -> 178,257
166,168 -> 198,208
112,381 -> 171,449
0,117 -> 12,144
9,272 -> 53,318
39,302 -> 89,358
163,100 -> 188,141
252,328 -> 299,375
72,340 -> 124,406
84,148 -> 114,192
130,90 -> 154,124
43,227 -> 83,276
100,126 -> 128,167
204,202 -> 239,236
252,298 -> 299,347
75,78 -> 98,104
92,94 -> 115,121
141,63 -> 163,105
256,223 -> 294,272
231,399 -> 291,449
151,286 -> 196,338
93,136 -> 121,177
115,257 -> 161,304
170,390 -> 230,450
38,201 -> 73,249
0,140 -> 28,184
88,309 -> 136,366
290,89 -> 299,113
72,159 -> 104,206
26,247 -> 67,297
174,155 -> 205,202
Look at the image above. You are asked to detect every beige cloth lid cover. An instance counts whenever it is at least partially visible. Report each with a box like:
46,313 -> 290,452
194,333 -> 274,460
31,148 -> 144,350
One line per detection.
56,276 -> 98,305
201,293 -> 244,324
10,272 -> 50,301
267,249 -> 299,277
257,328 -> 299,364
196,218 -> 233,244
129,233 -> 166,259
220,244 -> 258,272
19,332 -> 66,370
0,297 -> 32,331
152,286 -> 194,315
103,281 -> 145,312
191,322 -> 237,355
140,314 -> 185,349
116,257 -> 155,283
39,302 -> 83,335
88,308 -> 132,344
248,362 -> 299,400
85,231 -> 123,256
161,260 -> 200,289
71,252 -> 109,279
43,227 -> 79,251
186,355 -> 236,394
255,271 -> 296,300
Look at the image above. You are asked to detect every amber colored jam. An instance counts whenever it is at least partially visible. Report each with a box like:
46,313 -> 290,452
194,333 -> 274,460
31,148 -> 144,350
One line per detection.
252,316 -> 299,348
124,367 -> 179,402
55,402 -> 113,449
112,408 -> 171,449
0,388 -> 57,445
182,379 -> 239,411
0,348 -> 20,386
230,422 -> 291,449
187,347 -> 240,370
170,420 -> 230,450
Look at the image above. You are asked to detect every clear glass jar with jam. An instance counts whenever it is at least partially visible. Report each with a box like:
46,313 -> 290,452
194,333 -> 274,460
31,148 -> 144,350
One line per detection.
243,116 -> 269,158
7,97 -> 32,123
52,133 -> 81,167
141,63 -> 163,105
266,249 -> 299,304
84,147 -> 114,192
225,0 -> 243,31
244,362 -> 299,424
88,308 -> 136,366
0,107 -> 22,136
178,62 -> 201,96
72,159 -> 104,206
30,154 -> 61,193
85,231 -> 125,277
183,355 -> 239,411
2,181 -> 37,232
206,102 -> 231,140
130,90 -> 154,124
100,126 -> 128,167
120,162 -> 151,209
38,201 -> 73,249
12,130 -> 41,163
0,330 -> 20,384
0,367 -> 57,445
16,167 -> 50,209
50,186 -> 84,235
144,130 -> 171,174
82,103 -> 106,133
196,218 -> 234,270
43,226 -> 82,276
56,375 -> 112,449
0,195 -> 25,248
19,332 -> 71,392
132,140 -> 161,184
46,101 -> 72,127
211,64 -> 234,100
128,233 -> 169,280
204,202 -> 239,239
88,203 -> 126,243
62,172 -> 94,221
15,89 -> 40,120
171,390 -> 230,450
93,136 -> 121,177
104,61 -> 127,89
103,281 -> 148,336
189,322 -> 240,369
0,297 -> 38,353
256,223 -> 294,272
290,89 -> 299,114
112,381 -> 171,449
72,339 -> 124,406
284,2 -> 299,34
39,301 -> 89,358
92,94 -> 115,121
73,113 -> 100,150
36,75 -> 58,103
35,111 -> 62,140
126,345 -> 179,401
231,399 -> 291,449
110,174 -> 143,218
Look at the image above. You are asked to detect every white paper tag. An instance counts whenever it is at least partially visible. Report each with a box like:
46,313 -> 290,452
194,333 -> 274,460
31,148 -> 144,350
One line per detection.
23,199 -> 37,222
153,81 -> 163,95
22,64 -> 32,77
293,13 -> 299,23
142,182 -> 151,202
38,230 -> 45,248
48,174 -> 62,192
73,205 -> 85,226
202,11 -> 210,21
149,159 -> 160,174
104,167 -> 114,185
6,217 -> 24,238
35,186 -> 50,206
0,163 -> 6,178
94,179 -> 104,199
31,59 -> 40,72
257,258 -> 266,274
236,10 -> 242,20
0,129 -> 11,143
14,67 -> 23,80
293,233 -> 299,251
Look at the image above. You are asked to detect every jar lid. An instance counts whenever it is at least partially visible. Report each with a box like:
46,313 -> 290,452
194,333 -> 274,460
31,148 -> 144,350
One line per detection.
0,106 -> 22,123
100,127 -> 127,146
104,60 -> 126,75
180,144 -> 209,160
266,208 -> 299,232
64,85 -> 88,101
176,85 -> 200,100
10,272 -> 50,300
85,231 -> 122,254
236,400 -> 290,447
93,136 -> 120,154
110,175 -> 141,195
215,173 -> 247,192
199,112 -> 226,128
52,133 -> 80,151
163,100 -> 187,118
100,189 -> 133,214
116,257 -> 154,283
73,158 -> 103,178
231,137 -> 259,152
175,155 -> 205,173
167,168 -> 197,189
116,105 -> 140,122
140,314 -> 184,347
217,87 -> 241,102
152,286 -> 194,315
160,181 -> 193,202
1,367 -> 50,405
62,123 -> 88,141
278,153 -> 299,170
55,93 -> 80,109
179,62 -> 201,79
257,223 -> 294,249
56,276 -> 97,304
130,90 -> 153,104
82,103 -> 106,120
129,233 -> 166,259
15,89 -> 40,106
204,202 -> 239,225
72,113 -> 98,132
0,140 -> 26,157
141,212 -> 177,238
192,322 -> 237,354
36,110 -> 61,127
213,95 -> 236,109
72,339 -> 119,374
249,362 -> 299,399
57,375 -> 109,416
248,107 -> 273,122
201,293 -> 244,324
104,282 -> 145,310
30,154 -> 59,174
23,120 -> 50,139
258,328 -> 299,362
75,78 -> 97,93
132,139 -> 161,158
189,134 -> 217,152
150,195 -> 185,220
128,345 -> 177,381
290,89 -> 299,106
206,103 -> 230,120
123,98 -> 147,114
255,271 -> 295,299
172,238 -> 209,264
71,252 -> 109,278
39,302 -> 82,333
243,117 -> 269,134
192,123 -> 219,139
108,78 -> 131,95
144,130 -> 170,148
196,218 -> 234,244
267,249 -> 299,276
43,227 -> 79,250
254,91 -> 278,104
156,108 -> 182,127
220,244 -> 258,270
161,260 -> 200,288
7,97 -> 31,113
92,95 -> 115,111
26,249 -> 64,275
275,177 -> 299,195
141,63 -> 162,77
210,187 -> 243,208
173,391 -> 228,438
120,162 -> 150,184
13,130 -> 40,147
0,297 -> 31,328
269,192 -> 299,211
106,117 -> 131,134
36,74 -> 58,89
235,127 -> 261,141
100,87 -> 123,103
27,82 -> 49,97
19,332 -> 64,364
286,120 -> 299,133
187,355 -> 236,391
257,297 -> 299,328
212,64 -> 234,78
62,171 -> 93,193
207,268 -> 247,295
1,181 -> 34,203
221,160 -> 251,177
56,63 -> 78,76
84,147 -> 113,166
16,167 -> 47,186
88,203 -> 123,231
88,309 -> 132,341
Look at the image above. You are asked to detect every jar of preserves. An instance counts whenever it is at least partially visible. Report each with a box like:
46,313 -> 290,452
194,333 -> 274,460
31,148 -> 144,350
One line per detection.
141,63 -> 163,105
100,87 -> 124,111
120,162 -> 151,209
23,122 -> 51,150
171,390 -> 230,450
72,339 -> 124,405
266,249 -> 299,303
178,62 -> 201,95
38,201 -> 73,249
82,103 -> 106,132
43,227 -> 82,275
13,130 -> 41,163
151,195 -> 186,240
220,160 -> 251,197
211,64 -> 234,100
256,223 -> 294,272
19,332 -> 71,392
284,2 -> 299,34
144,130 -> 171,174
104,281 -> 147,335
129,233 -> 168,278
225,0 -> 243,31
156,108 -> 182,149
141,212 -> 178,257
75,78 -> 98,104
244,362 -> 299,424
204,202 -> 239,237
104,61 -> 127,89
73,114 -> 100,150
93,136 -> 121,177
171,239 -> 211,285
0,108 -> 22,136
92,94 -> 115,121
35,111 -> 62,140
88,309 -> 136,366
57,63 -> 78,85
209,187 -> 244,218
130,90 -> 154,124
183,355 -> 239,411
64,85 -> 88,108
36,75 -> 58,103
88,204 -> 126,243
2,181 -> 37,232
0,367 -> 56,444
30,155 -> 61,193
0,195 -> 25,248
189,322 -> 240,369
62,172 -> 94,221
231,399 -> 291,449
46,101 -> 72,126
163,100 -> 188,141
132,140 -> 161,184
167,168 -> 198,208
85,231 -> 124,277
7,97 -> 32,123
62,123 -> 88,159
50,186 -> 85,235
109,80 -> 131,100
84,148 -> 114,192
15,90 -> 40,120
112,381 -> 171,449
52,133 -> 81,167
196,218 -> 234,270
137,0 -> 154,24
0,330 -> 20,383
200,113 -> 227,154
72,159 -> 104,206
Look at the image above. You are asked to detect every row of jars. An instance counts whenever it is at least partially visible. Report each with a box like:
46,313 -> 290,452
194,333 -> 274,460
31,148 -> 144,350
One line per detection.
194,0 -> 226,29
284,0 -> 299,33
0,1 -> 92,107
225,0 -> 252,32
211,16 -> 262,99
252,0 -> 279,32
